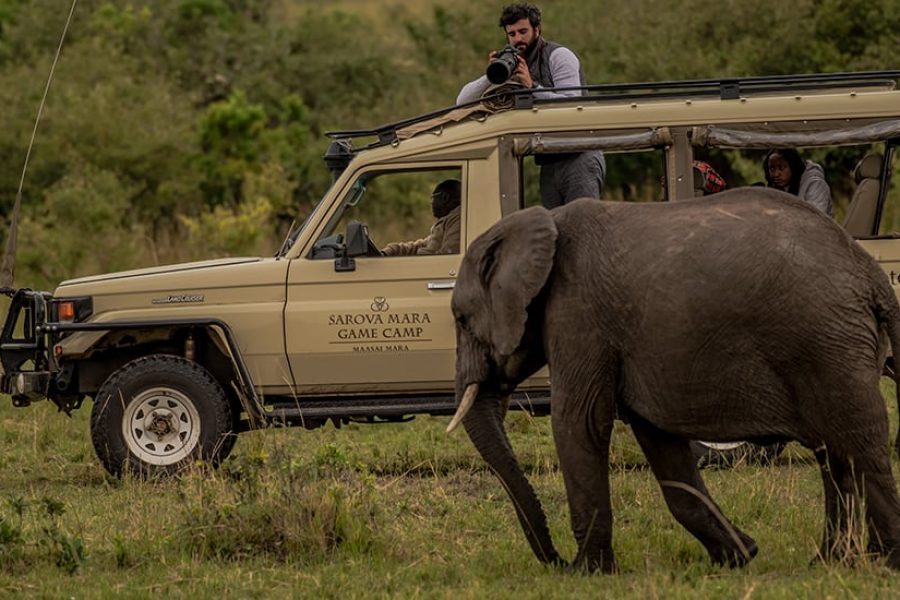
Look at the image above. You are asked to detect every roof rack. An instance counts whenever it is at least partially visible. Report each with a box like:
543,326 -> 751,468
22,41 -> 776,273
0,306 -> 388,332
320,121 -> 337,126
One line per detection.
325,70 -> 900,152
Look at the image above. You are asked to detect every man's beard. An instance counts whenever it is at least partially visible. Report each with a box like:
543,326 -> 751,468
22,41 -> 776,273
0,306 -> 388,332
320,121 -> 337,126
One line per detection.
517,36 -> 540,56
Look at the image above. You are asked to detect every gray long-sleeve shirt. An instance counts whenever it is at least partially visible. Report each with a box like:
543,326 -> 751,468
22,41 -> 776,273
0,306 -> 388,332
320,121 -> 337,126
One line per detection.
798,161 -> 834,218
456,46 -> 584,104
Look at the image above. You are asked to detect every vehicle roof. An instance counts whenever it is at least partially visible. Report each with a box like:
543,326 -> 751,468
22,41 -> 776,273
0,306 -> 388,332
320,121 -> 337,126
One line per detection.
327,71 -> 900,164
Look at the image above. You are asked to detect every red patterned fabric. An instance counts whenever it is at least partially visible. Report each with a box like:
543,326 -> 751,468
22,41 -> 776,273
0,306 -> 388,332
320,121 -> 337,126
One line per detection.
692,160 -> 726,194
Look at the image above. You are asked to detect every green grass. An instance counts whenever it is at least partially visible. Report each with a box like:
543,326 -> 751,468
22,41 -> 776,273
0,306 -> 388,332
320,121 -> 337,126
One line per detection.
2,384 -> 900,597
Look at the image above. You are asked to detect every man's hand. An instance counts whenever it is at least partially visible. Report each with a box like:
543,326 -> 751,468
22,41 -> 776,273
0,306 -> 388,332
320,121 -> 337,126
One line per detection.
485,50 -> 498,65
512,56 -> 533,88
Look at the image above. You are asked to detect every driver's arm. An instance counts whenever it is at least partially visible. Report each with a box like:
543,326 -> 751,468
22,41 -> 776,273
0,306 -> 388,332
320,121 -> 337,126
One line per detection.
382,236 -> 430,256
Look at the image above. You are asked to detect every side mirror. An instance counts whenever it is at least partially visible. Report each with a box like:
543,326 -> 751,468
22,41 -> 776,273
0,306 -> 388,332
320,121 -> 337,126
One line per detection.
344,221 -> 371,257
327,222 -> 380,272
331,221 -> 375,272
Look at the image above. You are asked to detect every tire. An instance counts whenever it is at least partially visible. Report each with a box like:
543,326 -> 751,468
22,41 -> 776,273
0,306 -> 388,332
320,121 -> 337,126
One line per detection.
90,354 -> 235,478
690,440 -> 786,469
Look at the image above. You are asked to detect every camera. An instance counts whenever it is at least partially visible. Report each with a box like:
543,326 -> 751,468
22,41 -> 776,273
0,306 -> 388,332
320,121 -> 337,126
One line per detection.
486,45 -> 520,84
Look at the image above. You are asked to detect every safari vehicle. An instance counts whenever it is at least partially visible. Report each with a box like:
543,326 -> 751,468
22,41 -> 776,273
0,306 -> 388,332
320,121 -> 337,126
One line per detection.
3,71 -> 900,476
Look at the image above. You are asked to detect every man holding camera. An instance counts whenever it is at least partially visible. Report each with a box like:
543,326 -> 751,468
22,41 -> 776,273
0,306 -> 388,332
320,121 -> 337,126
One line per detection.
457,3 -> 605,208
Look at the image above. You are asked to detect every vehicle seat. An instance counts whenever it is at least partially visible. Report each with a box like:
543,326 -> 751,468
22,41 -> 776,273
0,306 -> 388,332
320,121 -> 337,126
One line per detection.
842,153 -> 883,237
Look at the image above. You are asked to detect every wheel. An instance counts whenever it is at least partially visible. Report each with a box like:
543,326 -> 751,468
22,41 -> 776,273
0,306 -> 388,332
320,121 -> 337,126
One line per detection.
90,354 -> 235,478
690,440 -> 786,469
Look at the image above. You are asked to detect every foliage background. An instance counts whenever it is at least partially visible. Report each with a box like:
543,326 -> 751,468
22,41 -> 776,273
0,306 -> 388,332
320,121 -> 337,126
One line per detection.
1,0 -> 899,288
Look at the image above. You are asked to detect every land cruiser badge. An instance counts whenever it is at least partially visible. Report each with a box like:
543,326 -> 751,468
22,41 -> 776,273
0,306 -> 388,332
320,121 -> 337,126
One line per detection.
151,294 -> 205,305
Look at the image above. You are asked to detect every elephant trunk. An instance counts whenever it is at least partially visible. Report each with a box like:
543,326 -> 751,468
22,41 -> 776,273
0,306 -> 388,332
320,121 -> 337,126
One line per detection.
462,393 -> 565,566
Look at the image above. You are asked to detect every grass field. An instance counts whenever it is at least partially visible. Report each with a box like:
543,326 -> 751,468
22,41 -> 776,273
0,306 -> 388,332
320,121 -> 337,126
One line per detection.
2,384 -> 900,597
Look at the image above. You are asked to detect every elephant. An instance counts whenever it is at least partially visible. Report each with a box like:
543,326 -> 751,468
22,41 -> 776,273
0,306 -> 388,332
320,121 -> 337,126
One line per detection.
447,188 -> 900,572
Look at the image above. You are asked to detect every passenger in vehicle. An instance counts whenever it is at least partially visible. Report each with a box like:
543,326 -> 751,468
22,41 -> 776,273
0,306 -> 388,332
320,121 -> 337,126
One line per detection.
659,160 -> 726,199
763,148 -> 833,217
692,160 -> 726,196
381,180 -> 461,256
456,3 -> 605,208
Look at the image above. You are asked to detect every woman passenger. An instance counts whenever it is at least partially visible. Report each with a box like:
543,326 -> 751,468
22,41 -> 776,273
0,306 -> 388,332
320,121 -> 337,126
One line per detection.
763,148 -> 833,217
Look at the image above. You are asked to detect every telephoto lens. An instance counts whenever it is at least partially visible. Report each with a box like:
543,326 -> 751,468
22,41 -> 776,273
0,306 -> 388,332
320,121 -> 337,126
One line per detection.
486,45 -> 520,84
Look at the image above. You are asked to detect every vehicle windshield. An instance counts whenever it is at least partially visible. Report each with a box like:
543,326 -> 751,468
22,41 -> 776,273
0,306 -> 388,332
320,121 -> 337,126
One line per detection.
275,182 -> 336,257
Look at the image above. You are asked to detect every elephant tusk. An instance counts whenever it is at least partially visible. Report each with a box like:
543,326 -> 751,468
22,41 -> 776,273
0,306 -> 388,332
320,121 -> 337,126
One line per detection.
446,383 -> 479,433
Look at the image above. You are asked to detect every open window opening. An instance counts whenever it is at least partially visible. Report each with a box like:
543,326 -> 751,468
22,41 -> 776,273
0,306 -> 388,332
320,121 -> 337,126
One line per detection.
503,127 -> 673,212
693,120 -> 900,239
309,166 -> 464,259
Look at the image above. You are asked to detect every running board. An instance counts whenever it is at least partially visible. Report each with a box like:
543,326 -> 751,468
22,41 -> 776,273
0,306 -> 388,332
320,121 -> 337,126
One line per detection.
260,391 -> 551,425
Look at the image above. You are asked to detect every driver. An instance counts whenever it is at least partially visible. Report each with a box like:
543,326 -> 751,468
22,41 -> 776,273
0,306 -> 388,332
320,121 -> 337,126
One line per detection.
381,180 -> 461,256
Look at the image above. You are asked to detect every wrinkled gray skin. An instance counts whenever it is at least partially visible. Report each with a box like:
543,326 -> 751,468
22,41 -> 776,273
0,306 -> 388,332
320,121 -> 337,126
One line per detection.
452,188 -> 900,572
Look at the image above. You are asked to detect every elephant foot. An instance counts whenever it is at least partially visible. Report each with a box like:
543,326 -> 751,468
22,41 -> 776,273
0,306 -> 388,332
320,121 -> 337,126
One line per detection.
571,549 -> 618,574
544,553 -> 569,569
708,533 -> 758,568
867,541 -> 900,570
822,544 -> 900,570
812,542 -> 856,568
883,547 -> 900,570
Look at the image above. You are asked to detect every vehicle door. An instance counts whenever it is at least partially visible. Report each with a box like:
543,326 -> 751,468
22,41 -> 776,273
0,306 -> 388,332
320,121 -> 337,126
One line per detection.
284,163 -> 467,394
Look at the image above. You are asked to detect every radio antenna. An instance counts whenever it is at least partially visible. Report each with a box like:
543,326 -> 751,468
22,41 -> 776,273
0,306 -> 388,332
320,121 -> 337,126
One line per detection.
1,0 -> 79,289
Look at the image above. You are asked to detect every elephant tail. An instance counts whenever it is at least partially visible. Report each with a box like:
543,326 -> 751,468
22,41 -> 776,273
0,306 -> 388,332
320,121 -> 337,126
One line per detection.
873,276 -> 900,455
875,282 -> 900,372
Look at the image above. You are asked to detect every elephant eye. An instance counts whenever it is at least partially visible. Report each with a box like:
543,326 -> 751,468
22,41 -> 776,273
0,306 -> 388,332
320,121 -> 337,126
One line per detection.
455,314 -> 469,331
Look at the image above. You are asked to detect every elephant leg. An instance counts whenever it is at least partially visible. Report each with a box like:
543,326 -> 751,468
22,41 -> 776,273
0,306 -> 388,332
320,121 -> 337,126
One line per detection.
895,379 -> 900,459
629,416 -> 758,567
818,388 -> 900,569
814,448 -> 860,565
851,453 -> 900,568
551,391 -> 616,573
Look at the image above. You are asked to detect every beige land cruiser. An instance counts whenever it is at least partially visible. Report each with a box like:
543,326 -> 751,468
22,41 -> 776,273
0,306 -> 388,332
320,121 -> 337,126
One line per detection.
3,71 -> 900,476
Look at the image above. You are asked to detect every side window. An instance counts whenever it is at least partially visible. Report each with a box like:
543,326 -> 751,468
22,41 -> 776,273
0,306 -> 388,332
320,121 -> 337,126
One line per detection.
605,149 -> 669,202
520,148 -> 667,208
715,142 -> 891,237
311,167 -> 463,258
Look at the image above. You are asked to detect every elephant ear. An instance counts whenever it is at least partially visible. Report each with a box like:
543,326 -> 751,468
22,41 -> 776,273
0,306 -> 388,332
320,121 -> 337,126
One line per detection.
475,207 -> 558,357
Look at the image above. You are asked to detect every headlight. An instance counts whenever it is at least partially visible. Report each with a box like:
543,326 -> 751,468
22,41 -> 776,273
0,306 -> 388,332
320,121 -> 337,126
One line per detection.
51,297 -> 93,323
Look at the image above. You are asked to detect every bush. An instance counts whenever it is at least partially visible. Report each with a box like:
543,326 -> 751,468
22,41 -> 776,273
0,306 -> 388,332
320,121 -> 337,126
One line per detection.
179,194 -> 274,258
178,447 -> 383,563
0,496 -> 86,575
17,162 -> 145,288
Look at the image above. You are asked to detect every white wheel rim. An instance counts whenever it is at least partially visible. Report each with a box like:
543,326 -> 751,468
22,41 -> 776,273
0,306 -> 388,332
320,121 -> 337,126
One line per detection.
122,386 -> 201,466
697,441 -> 746,451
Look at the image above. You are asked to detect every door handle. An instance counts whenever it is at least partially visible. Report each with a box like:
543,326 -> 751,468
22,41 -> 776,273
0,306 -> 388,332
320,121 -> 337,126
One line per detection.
427,281 -> 456,290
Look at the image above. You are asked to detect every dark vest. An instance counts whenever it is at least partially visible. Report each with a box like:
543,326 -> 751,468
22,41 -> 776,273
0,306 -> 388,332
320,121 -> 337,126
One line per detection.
526,38 -> 586,165
524,38 -> 586,89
